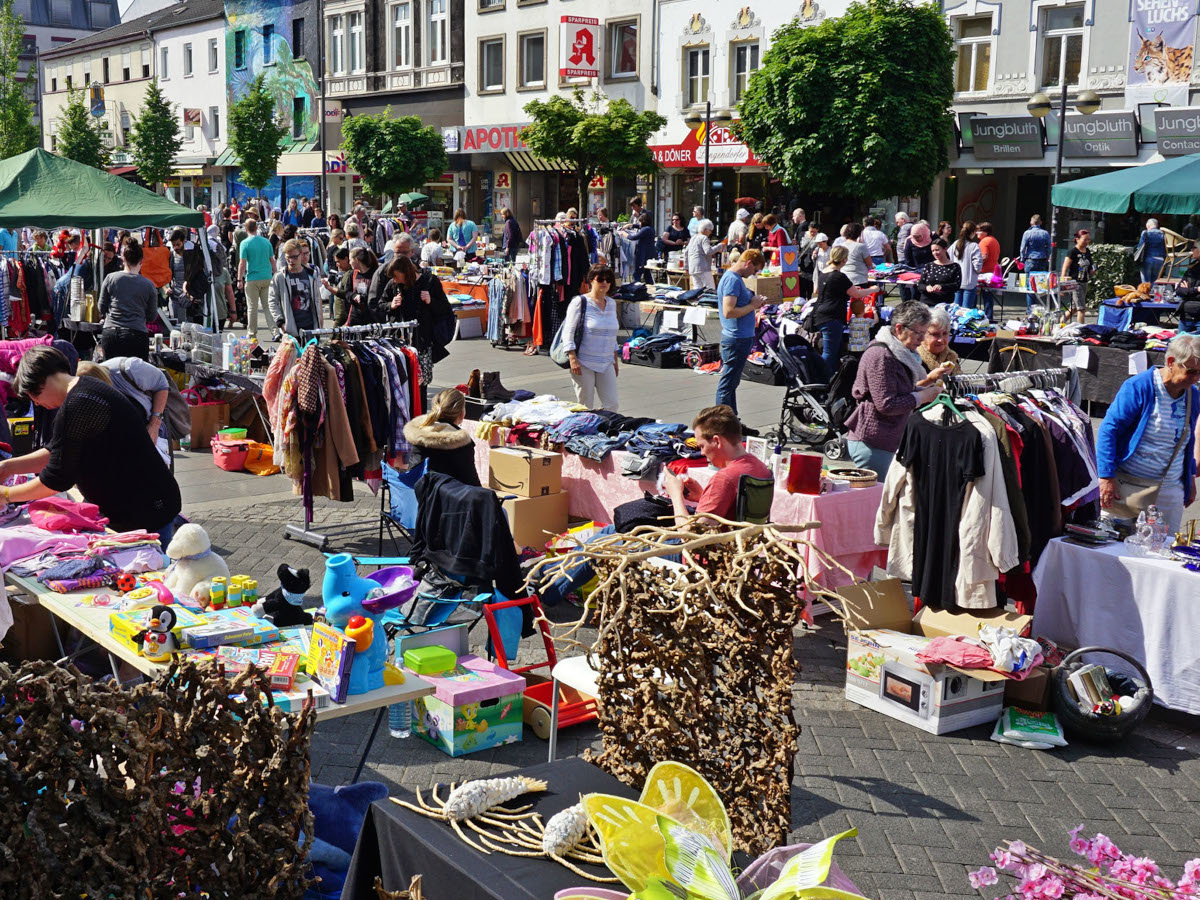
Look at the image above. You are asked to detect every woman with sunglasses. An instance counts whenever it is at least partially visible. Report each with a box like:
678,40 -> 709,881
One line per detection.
562,263 -> 621,411
658,212 -> 689,262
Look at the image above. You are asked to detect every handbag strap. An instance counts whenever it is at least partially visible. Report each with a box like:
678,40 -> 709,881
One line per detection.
1160,386 -> 1192,482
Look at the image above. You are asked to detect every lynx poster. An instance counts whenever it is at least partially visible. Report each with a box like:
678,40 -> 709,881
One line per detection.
1125,0 -> 1196,108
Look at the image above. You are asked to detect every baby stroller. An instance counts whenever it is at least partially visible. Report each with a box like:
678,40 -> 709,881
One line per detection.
757,319 -> 847,459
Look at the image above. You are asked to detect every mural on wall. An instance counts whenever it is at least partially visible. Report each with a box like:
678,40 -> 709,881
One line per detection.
224,0 -> 319,144
957,178 -> 999,227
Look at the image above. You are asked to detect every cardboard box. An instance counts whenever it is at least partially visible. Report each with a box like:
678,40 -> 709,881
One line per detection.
0,595 -> 59,662
1003,665 -> 1051,712
189,401 -> 229,449
497,490 -> 569,550
488,446 -> 563,497
751,274 -> 783,303
838,579 -> 1031,735
409,654 -> 525,757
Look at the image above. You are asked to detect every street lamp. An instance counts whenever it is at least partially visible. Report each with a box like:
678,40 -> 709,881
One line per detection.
684,103 -> 732,221
1028,85 -> 1100,260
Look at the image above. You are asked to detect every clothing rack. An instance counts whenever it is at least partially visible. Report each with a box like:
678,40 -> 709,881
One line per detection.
942,366 -> 1070,398
284,319 -> 418,550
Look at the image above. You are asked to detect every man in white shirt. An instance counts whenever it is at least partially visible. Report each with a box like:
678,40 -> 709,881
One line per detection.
861,216 -> 892,263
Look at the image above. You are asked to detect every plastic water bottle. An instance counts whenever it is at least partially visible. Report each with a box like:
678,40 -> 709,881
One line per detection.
388,701 -> 412,739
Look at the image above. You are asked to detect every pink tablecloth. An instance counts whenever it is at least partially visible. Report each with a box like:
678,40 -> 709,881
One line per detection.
470,424 -> 886,590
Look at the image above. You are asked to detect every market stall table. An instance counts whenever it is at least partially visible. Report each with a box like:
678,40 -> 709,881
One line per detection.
441,278 -> 489,338
987,336 -> 1164,406
341,757 -> 630,900
1031,537 -> 1200,715
1098,298 -> 1178,328
644,260 -> 691,287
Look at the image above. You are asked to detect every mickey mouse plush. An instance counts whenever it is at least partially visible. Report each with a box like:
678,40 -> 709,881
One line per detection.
251,564 -> 313,627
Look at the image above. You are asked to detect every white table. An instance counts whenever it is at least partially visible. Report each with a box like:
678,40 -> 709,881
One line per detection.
1032,538 -> 1200,714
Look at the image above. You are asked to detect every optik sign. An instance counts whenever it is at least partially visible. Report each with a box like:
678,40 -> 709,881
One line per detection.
560,16 -> 600,78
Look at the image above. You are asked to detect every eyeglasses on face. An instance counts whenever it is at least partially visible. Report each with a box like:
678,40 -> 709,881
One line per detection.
286,254 -> 301,261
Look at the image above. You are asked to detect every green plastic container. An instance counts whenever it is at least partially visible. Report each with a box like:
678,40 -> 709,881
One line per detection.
403,645 -> 457,675
218,427 -> 248,440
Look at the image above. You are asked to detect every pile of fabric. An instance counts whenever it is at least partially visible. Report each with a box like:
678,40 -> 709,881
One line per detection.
915,625 -> 1044,679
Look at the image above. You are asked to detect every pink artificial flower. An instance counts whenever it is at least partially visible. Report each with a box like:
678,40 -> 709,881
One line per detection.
1068,824 -> 1091,856
969,866 -> 1000,889
1086,833 -> 1120,866
1183,859 -> 1200,886
1026,864 -> 1048,882
1010,841 -> 1027,856
991,849 -> 1015,870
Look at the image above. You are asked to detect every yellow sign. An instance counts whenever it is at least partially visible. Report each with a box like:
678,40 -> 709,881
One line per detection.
175,168 -> 204,176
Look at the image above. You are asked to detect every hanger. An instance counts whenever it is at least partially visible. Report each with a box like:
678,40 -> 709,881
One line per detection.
921,392 -> 967,421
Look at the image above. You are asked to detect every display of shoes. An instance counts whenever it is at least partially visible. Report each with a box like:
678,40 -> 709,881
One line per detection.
482,371 -> 515,402
466,369 -> 482,399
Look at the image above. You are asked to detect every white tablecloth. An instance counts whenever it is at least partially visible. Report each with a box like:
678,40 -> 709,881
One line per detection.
1032,537 -> 1200,714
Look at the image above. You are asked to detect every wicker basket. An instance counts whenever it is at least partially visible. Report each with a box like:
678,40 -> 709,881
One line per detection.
1052,646 -> 1153,743
826,466 -> 877,487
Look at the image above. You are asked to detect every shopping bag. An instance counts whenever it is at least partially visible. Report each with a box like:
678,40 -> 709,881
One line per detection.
243,441 -> 281,476
142,228 -> 172,289
548,296 -> 585,369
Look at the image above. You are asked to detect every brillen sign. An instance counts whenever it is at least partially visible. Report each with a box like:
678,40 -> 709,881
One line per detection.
971,116 -> 1043,160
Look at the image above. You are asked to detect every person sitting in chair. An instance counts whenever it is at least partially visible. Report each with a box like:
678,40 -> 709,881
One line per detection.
538,405 -> 771,605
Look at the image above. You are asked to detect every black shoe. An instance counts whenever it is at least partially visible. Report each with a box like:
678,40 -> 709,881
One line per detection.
742,425 -> 761,437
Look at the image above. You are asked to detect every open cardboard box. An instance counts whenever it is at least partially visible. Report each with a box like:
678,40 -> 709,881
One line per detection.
838,578 -> 1032,735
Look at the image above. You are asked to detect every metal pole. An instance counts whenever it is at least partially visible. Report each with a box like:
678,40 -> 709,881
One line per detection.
1049,79 -> 1068,267
317,0 -> 328,212
702,100 -> 711,218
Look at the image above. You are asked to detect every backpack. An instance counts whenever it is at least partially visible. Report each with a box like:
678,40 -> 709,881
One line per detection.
121,358 -> 191,441
207,238 -> 227,279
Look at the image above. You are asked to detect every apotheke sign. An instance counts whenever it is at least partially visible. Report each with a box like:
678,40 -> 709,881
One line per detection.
1062,111 -> 1138,158
1156,107 -> 1200,156
443,124 -> 531,153
971,116 -> 1043,160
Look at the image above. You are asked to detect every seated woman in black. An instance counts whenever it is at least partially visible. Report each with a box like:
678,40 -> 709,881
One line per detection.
402,388 -> 480,486
1175,245 -> 1200,334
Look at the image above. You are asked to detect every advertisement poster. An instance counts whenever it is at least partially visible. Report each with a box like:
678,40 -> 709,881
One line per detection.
1125,0 -> 1196,108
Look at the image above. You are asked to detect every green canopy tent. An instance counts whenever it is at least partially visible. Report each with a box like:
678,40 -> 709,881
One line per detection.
0,148 -> 203,229
1051,152 -> 1200,215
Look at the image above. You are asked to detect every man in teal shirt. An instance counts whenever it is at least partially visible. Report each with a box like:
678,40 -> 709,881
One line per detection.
715,248 -> 767,415
236,218 -> 275,337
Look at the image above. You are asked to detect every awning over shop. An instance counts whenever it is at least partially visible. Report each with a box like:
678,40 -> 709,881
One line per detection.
1051,152 -> 1200,214
107,165 -> 137,176
505,151 -> 571,173
0,148 -> 202,228
213,147 -> 238,168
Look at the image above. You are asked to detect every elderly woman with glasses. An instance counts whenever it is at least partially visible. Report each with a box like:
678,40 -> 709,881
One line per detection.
561,263 -> 621,411
268,238 -> 323,338
1097,333 -> 1200,533
844,301 -> 952,479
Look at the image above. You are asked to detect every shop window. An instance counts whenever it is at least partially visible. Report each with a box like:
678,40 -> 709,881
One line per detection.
122,50 -> 130,80
954,15 -> 992,93
349,12 -> 364,73
102,57 -> 110,83
292,96 -> 305,139
731,41 -> 758,102
518,31 -> 544,88
183,43 -> 193,76
329,16 -> 345,75
160,47 -> 168,79
292,19 -> 304,59
1039,4 -> 1084,88
209,38 -> 219,72
233,30 -> 246,70
480,38 -> 504,92
608,20 -> 637,79
685,46 -> 709,107
427,0 -> 448,65
263,24 -> 274,65
391,2 -> 411,69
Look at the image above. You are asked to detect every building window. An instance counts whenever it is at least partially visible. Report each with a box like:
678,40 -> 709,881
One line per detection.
65,73 -> 72,89
185,118 -> 194,141
263,24 -> 274,65
954,15 -> 992,93
233,30 -> 246,69
391,2 -> 411,69
608,20 -> 637,78
50,0 -> 71,25
428,0 -> 448,65
88,0 -> 112,28
518,31 -> 544,88
1039,4 -> 1084,88
17,35 -> 34,58
83,67 -> 90,85
160,47 -> 168,79
292,96 -> 305,139
102,57 -> 110,83
122,50 -> 130,80
210,105 -> 220,138
292,18 -> 304,58
329,15 -> 345,75
120,108 -> 130,130
731,41 -> 758,102
141,47 -> 150,77
349,12 -> 364,72
479,37 -> 503,92
209,38 -> 219,72
479,0 -> 502,8
685,46 -> 709,106
183,43 -> 193,76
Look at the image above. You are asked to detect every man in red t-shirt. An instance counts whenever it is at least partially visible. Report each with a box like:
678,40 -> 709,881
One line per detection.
664,405 -> 772,525
976,222 -> 1001,322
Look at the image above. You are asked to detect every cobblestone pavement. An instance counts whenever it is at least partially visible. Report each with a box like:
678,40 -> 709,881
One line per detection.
180,339 -> 1200,898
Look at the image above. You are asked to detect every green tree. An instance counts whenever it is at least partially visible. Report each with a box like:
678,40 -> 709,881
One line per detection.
0,0 -> 40,159
228,74 -> 287,195
340,110 -> 447,201
56,87 -> 110,169
736,0 -> 954,201
522,91 -> 666,215
127,79 -> 181,190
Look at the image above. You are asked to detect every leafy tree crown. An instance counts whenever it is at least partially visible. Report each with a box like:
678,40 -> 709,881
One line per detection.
127,79 -> 182,188
0,0 -> 39,159
228,74 -> 288,192
340,110 -> 448,198
56,87 -> 111,170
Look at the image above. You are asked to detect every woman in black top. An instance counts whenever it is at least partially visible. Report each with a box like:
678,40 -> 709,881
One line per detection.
402,388 -> 480,486
1174,246 -> 1200,332
658,213 -> 690,260
917,239 -> 961,303
812,245 -> 872,379
377,256 -> 454,407
1,346 -> 182,546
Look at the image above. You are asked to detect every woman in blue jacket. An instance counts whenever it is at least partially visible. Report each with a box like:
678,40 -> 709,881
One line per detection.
1135,218 -> 1167,284
1097,333 -> 1200,533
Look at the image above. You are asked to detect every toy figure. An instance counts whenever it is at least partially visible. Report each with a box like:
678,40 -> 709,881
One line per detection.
162,524 -> 230,602
251,564 -> 314,627
132,604 -> 178,662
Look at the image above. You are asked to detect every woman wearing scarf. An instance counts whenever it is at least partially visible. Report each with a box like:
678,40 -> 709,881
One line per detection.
844,301 -> 954,479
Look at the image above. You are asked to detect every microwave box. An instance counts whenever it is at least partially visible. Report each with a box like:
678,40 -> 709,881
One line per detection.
838,579 -> 1032,735
495,489 -> 569,550
488,446 -> 563,497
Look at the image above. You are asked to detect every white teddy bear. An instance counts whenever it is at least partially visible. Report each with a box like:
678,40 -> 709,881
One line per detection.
162,523 -> 230,601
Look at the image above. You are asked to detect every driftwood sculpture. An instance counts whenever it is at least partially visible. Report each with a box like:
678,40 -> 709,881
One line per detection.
528,516 -> 850,856
374,874 -> 427,899
0,657 -> 316,898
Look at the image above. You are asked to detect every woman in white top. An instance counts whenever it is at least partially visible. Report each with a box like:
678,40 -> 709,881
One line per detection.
949,220 -> 984,310
811,233 -> 832,298
838,222 -> 874,286
685,219 -> 725,291
563,263 -> 621,411
420,228 -> 444,267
